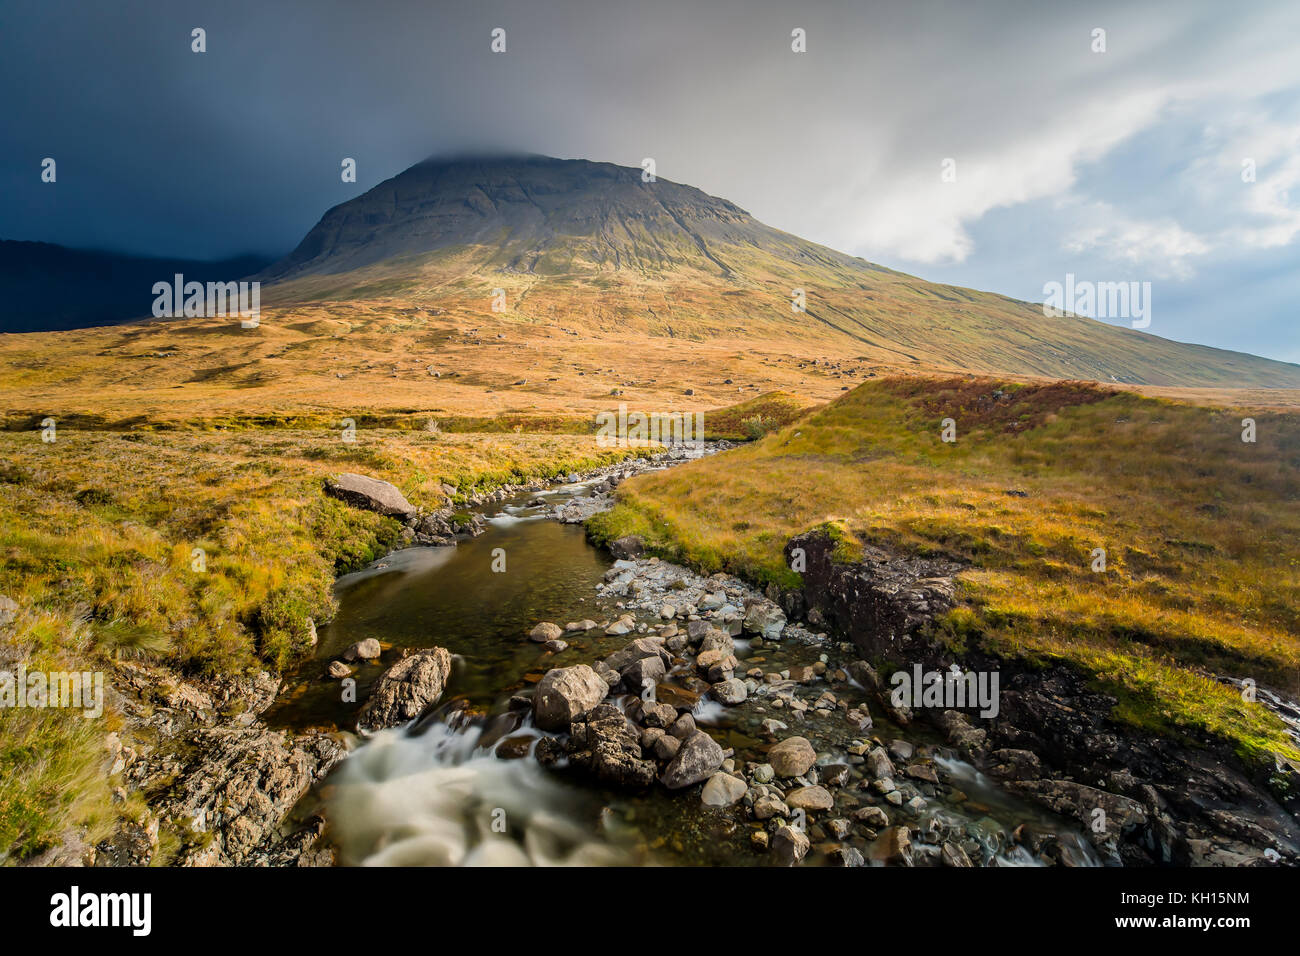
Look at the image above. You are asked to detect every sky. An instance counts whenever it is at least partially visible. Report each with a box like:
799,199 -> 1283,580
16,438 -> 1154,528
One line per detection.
1,0 -> 1296,363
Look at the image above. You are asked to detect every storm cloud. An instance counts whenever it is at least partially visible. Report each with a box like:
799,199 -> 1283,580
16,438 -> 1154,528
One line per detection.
2,0 -> 1297,361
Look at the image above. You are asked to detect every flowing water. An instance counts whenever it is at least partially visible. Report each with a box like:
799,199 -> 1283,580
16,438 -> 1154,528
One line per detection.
267,475 -> 1099,867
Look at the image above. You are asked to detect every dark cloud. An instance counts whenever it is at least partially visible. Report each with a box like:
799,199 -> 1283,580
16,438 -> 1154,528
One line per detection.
1,0 -> 1297,361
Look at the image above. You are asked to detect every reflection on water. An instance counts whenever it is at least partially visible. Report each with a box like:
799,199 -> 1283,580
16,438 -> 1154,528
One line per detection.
267,492 -> 614,732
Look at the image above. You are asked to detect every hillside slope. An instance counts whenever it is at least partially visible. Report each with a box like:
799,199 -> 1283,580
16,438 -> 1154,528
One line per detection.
258,154 -> 1300,389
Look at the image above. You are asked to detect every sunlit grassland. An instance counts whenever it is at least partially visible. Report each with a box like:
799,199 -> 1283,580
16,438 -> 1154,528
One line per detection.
590,376 -> 1300,763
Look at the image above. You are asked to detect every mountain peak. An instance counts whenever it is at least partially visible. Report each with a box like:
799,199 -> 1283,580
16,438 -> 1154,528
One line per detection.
262,154 -> 772,280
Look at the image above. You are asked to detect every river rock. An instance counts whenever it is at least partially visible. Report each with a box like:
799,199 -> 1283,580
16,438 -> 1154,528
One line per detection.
653,734 -> 681,760
941,841 -> 973,867
905,763 -> 939,785
357,648 -> 452,732
866,747 -> 895,780
655,684 -> 700,710
533,665 -> 609,731
662,731 -> 724,789
872,826 -> 912,865
604,637 -> 670,672
710,678 -> 748,705
785,785 -> 834,811
564,619 -> 598,632
637,700 -> 679,727
888,739 -> 914,761
771,825 -> 810,865
324,473 -> 416,519
697,592 -> 725,611
604,615 -> 636,636
593,661 -> 621,686
529,622 -> 564,643
937,709 -> 987,754
743,599 -> 786,640
566,704 -> 656,788
326,661 -> 352,679
698,627 -> 734,656
701,772 -> 747,806
753,792 -> 789,820
622,655 -> 666,692
1011,779 -> 1148,862
768,736 -> 817,777
855,806 -> 890,828
342,638 -> 382,662
670,712 -> 697,739
828,845 -> 866,867
821,763 -> 851,787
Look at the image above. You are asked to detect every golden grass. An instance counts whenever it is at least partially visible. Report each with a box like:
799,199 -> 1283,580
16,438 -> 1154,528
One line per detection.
0,425 -> 647,859
590,376 -> 1300,763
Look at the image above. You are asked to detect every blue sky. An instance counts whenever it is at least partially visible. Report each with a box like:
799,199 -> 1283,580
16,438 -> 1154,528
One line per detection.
1,0 -> 1296,363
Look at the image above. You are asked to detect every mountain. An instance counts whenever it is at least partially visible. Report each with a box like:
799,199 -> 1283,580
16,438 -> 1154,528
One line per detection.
257,154 -> 1300,388
3,155 -> 1298,426
263,153 -> 882,282
0,241 -> 271,333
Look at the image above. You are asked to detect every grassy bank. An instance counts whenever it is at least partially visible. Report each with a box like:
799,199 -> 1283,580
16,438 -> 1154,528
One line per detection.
590,376 -> 1300,764
0,425 -> 643,859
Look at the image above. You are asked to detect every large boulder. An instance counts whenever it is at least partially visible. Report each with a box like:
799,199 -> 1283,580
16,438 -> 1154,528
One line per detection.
661,731 -> 724,789
325,473 -> 417,519
533,665 -> 609,731
566,703 -> 656,788
743,599 -> 787,640
768,736 -> 817,777
357,648 -> 452,732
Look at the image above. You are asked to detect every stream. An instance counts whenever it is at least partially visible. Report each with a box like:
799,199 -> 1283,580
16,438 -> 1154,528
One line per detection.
266,469 -> 1100,867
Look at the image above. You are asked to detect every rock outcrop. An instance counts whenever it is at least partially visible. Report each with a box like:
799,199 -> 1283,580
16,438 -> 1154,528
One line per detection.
324,473 -> 417,519
357,648 -> 453,733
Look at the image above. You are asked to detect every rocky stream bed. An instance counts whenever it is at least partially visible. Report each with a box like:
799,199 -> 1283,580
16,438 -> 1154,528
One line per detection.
70,443 -> 1300,868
